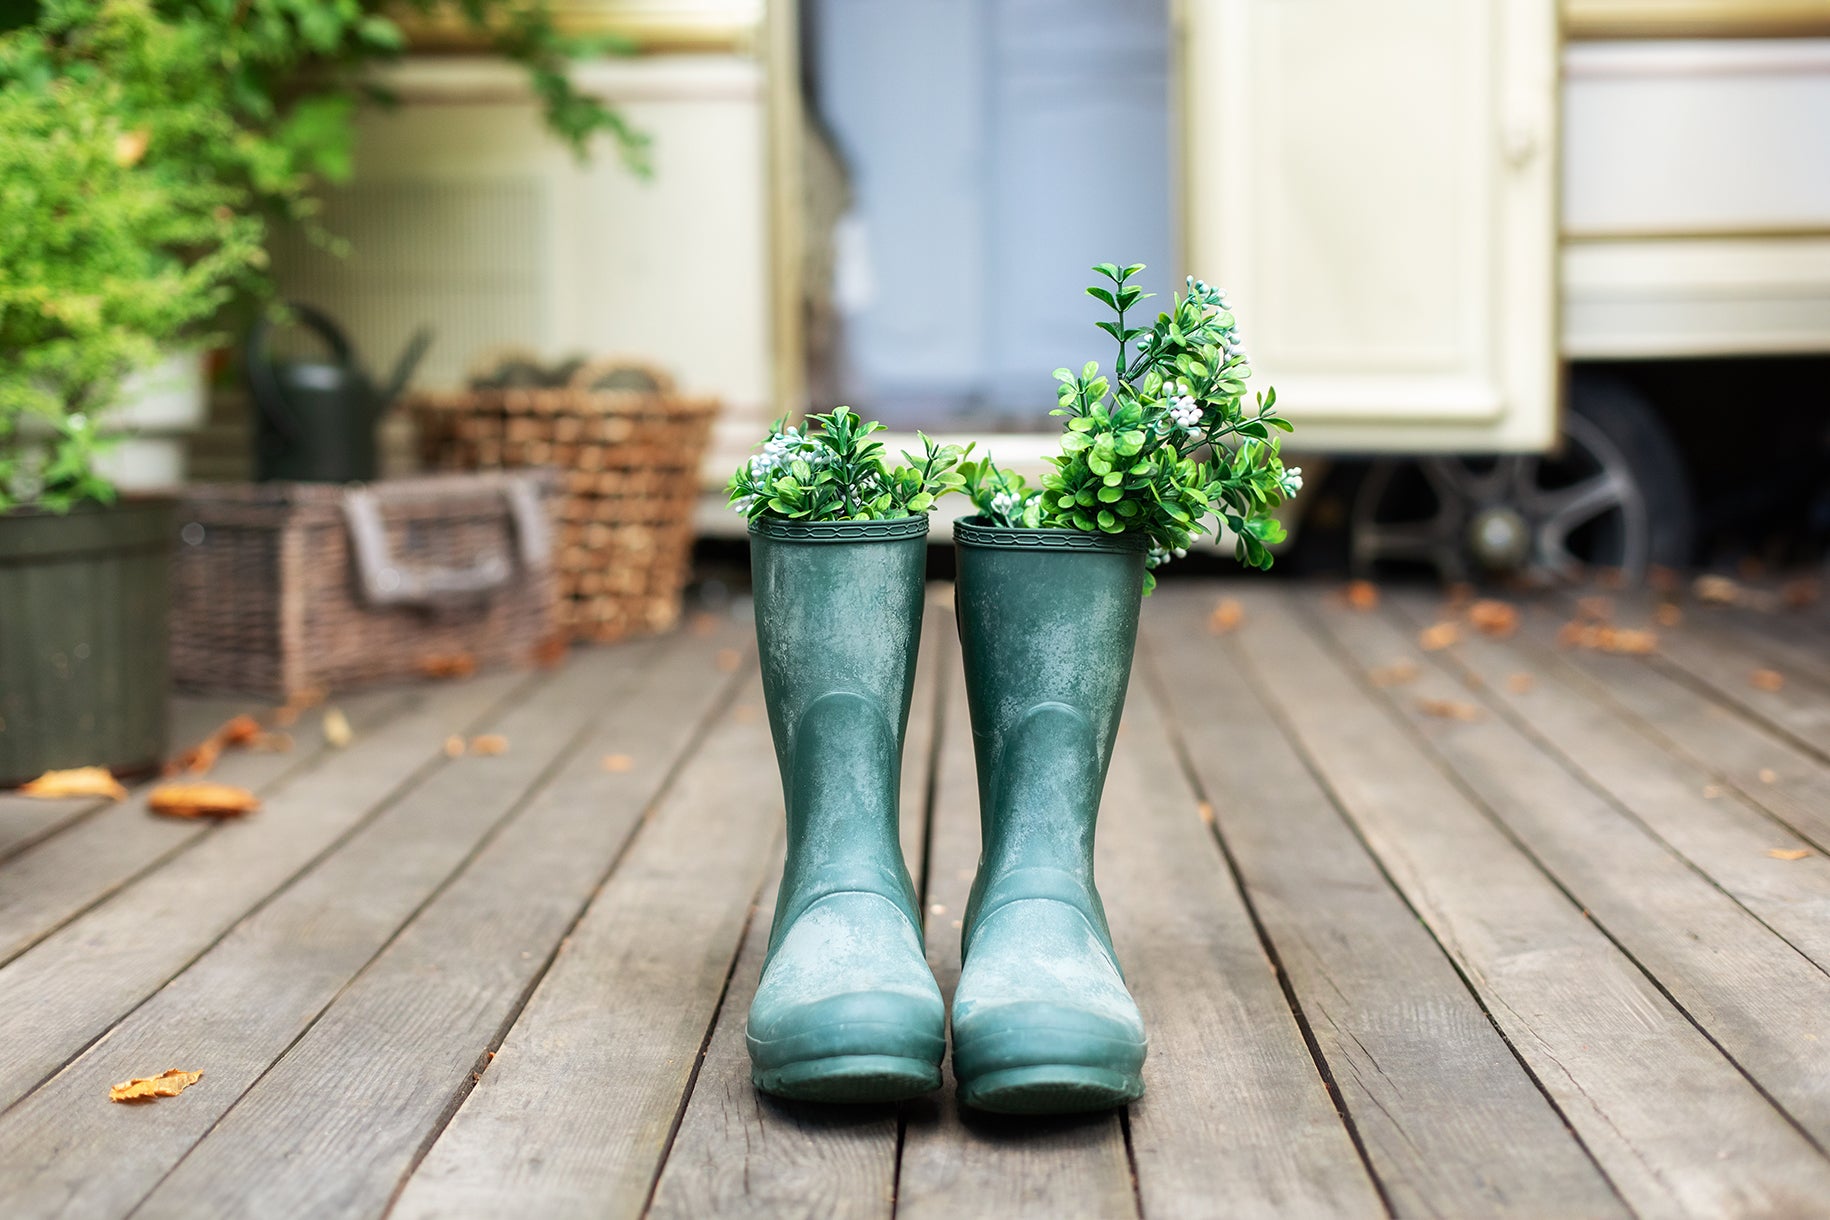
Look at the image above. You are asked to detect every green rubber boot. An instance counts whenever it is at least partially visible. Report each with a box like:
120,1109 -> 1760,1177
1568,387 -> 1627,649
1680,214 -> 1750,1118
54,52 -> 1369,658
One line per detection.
745,515 -> 946,1102
949,518 -> 1149,1114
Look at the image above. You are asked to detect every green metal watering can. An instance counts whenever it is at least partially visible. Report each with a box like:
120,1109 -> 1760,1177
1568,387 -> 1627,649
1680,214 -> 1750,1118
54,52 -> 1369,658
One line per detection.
247,304 -> 432,483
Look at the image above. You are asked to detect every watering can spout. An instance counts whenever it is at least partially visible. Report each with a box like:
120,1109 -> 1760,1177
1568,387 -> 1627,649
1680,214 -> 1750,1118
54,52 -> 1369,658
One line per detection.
381,327 -> 434,409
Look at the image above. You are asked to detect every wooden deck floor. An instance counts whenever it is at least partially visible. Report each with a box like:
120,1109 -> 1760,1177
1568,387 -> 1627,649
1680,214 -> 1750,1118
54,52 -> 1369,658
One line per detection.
2,581 -> 1829,1219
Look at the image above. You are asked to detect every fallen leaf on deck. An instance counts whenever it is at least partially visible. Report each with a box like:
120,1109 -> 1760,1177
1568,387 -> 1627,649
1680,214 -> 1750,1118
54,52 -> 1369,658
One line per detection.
110,1069 -> 202,1103
149,783 -> 260,819
1197,801 -> 1215,825
417,652 -> 477,680
469,735 -> 509,756
1558,623 -> 1658,655
1344,581 -> 1379,611
534,634 -> 569,668
1694,574 -> 1741,605
1768,848 -> 1812,861
1370,661 -> 1420,687
1418,622 -> 1461,651
1417,698 -> 1483,722
16,766 -> 127,801
1467,600 -> 1519,638
171,714 -> 266,775
1781,578 -> 1820,610
1506,673 -> 1536,694
1759,768 -> 1778,784
1750,669 -> 1786,692
1208,598 -> 1244,634
322,707 -> 352,748
714,648 -> 742,672
219,716 -> 262,746
1655,603 -> 1683,628
601,754 -> 633,773
444,736 -> 466,758
1575,596 -> 1615,623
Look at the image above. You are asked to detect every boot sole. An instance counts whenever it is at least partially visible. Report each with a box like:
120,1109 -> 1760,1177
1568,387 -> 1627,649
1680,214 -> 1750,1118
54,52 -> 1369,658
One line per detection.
958,1064 -> 1144,1115
753,1054 -> 942,1103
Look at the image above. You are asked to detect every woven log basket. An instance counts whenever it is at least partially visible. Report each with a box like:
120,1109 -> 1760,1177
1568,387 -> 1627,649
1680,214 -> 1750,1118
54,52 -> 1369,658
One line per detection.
410,361 -> 716,644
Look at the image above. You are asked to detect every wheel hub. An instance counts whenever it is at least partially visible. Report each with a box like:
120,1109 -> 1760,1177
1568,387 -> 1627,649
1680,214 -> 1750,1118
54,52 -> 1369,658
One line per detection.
1468,507 -> 1531,572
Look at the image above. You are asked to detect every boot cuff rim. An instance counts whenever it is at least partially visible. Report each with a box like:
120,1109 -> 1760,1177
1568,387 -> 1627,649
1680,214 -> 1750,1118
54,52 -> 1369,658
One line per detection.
953,517 -> 1150,555
749,515 -> 930,543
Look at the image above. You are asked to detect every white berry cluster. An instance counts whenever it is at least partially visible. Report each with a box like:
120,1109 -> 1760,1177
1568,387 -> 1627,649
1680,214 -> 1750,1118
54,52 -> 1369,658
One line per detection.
1166,381 -> 1204,431
734,426 -> 832,512
1145,543 -> 1190,570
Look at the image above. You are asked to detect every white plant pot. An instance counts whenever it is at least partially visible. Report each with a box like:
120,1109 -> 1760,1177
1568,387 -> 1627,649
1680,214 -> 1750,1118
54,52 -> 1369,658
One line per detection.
94,350 -> 209,491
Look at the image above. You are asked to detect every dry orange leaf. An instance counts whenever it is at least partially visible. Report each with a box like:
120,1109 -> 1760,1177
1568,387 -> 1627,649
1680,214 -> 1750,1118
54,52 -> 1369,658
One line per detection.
110,1068 -> 202,1103
1558,623 -> 1658,655
1417,697 -> 1483,723
1574,596 -> 1615,623
443,736 -> 467,758
218,715 -> 261,747
1467,600 -> 1518,638
1654,602 -> 1683,628
1418,622 -> 1461,651
534,634 -> 569,669
1343,581 -> 1380,611
1506,672 -> 1536,694
1750,669 -> 1786,693
1369,661 -> 1420,687
714,648 -> 742,672
322,707 -> 353,748
469,734 -> 509,756
149,782 -> 260,819
1768,848 -> 1812,861
601,754 -> 633,773
1197,801 -> 1215,825
1208,599 -> 1245,634
17,766 -> 126,802
417,652 -> 478,680
1694,574 -> 1741,605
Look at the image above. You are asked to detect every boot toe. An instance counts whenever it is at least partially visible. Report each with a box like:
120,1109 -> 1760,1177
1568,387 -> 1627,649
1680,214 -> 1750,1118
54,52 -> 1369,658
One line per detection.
951,899 -> 1146,1113
748,892 -> 944,1100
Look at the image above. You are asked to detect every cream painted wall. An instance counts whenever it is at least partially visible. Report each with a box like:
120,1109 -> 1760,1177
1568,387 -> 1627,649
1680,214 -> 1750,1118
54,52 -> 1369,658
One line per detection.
269,55 -> 775,476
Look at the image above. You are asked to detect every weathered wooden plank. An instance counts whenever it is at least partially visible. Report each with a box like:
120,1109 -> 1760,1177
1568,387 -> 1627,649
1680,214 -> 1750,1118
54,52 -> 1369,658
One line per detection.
0,640 -> 698,1219
1389,589 -> 1830,969
646,597 -> 950,1220
894,657 -> 1138,1220
0,688 -> 412,966
1109,658 -> 1386,1220
1311,593 -> 1830,1150
0,671 -> 528,1111
1217,586 -> 1830,1218
1644,604 -> 1830,762
381,666 -> 779,1220
0,697 -> 256,863
1145,590 -> 1625,1220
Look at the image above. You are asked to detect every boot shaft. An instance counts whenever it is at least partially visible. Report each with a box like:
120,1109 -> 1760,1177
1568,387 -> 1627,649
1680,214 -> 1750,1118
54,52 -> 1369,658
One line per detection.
749,516 -> 930,949
952,520 -> 1146,941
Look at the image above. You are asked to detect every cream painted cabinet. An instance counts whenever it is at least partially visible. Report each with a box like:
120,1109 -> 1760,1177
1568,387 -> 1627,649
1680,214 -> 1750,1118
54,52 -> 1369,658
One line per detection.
1181,0 -> 1561,452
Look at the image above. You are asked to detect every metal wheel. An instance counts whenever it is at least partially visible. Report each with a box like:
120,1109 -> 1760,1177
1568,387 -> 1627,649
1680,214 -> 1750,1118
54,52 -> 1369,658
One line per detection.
1349,385 -> 1689,586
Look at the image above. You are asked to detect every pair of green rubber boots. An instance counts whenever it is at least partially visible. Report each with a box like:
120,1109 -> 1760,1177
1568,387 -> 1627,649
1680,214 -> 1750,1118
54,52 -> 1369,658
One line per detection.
745,515 -> 1147,1115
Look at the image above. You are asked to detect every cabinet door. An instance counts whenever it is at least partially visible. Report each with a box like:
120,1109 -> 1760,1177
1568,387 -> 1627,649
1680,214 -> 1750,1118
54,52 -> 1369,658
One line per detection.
1181,0 -> 1559,451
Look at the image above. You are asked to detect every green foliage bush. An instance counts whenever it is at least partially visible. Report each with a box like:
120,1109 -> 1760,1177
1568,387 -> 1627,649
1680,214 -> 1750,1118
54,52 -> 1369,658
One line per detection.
0,0 -> 643,511
965,263 -> 1301,587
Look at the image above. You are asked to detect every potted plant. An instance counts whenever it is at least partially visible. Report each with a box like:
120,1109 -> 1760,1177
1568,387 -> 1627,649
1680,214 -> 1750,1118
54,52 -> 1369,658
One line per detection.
725,407 -> 969,1102
1,0 -> 643,784
0,5 -> 266,784
947,263 -> 1300,1113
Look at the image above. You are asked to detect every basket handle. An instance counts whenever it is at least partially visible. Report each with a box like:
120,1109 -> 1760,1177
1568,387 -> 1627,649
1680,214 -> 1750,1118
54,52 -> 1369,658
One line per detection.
341,476 -> 552,607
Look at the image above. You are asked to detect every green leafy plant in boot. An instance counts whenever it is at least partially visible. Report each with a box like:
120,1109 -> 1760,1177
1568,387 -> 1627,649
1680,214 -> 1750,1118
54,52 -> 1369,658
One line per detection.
727,407 -> 971,523
963,262 -> 1301,588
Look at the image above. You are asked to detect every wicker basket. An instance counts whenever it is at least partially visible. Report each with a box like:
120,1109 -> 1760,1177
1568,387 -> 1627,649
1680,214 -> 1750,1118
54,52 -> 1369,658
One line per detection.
171,472 -> 560,698
410,362 -> 716,643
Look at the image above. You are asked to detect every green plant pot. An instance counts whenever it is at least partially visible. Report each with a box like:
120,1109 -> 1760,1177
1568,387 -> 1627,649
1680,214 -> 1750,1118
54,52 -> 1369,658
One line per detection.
0,499 -> 175,786
949,516 -> 1149,1114
744,514 -> 946,1103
